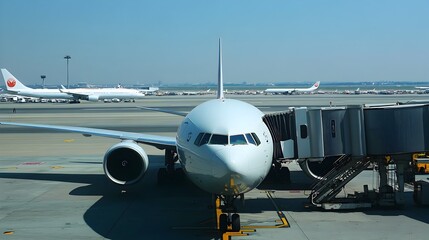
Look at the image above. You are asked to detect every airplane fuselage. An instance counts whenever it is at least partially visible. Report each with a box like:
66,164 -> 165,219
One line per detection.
62,88 -> 146,100
10,89 -> 74,99
176,98 -> 273,195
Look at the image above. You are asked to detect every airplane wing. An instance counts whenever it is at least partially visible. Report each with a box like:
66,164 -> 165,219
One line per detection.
138,106 -> 188,117
0,121 -> 176,149
59,89 -> 90,99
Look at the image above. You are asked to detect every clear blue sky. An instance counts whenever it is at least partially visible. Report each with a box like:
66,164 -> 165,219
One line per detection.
0,0 -> 428,86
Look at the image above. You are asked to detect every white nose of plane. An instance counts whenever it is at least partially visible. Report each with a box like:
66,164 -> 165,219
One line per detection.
209,146 -> 269,195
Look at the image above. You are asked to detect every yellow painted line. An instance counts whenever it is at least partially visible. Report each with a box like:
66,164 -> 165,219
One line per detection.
222,231 -> 249,240
64,139 -> 75,143
0,167 -> 18,170
51,166 -> 64,169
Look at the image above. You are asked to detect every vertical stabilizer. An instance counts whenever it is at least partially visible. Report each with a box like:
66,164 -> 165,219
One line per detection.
1,69 -> 31,91
217,38 -> 224,99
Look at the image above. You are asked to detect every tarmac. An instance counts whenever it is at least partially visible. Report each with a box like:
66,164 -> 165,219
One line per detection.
1,94 -> 429,240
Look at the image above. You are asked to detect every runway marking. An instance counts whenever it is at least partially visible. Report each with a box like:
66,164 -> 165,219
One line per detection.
51,166 -> 64,169
64,139 -> 75,143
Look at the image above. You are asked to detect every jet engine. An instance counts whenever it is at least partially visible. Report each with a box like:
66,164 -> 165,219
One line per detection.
298,156 -> 338,180
103,140 -> 149,185
87,95 -> 99,102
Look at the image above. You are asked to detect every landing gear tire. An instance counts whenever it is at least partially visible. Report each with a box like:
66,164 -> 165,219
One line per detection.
174,168 -> 185,182
157,168 -> 168,185
219,214 -> 228,232
279,167 -> 290,183
231,213 -> 240,232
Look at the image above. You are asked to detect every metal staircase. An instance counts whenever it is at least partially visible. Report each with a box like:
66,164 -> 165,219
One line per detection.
310,155 -> 371,205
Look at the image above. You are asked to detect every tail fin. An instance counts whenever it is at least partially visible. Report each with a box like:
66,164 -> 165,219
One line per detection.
312,81 -> 320,90
1,69 -> 31,91
217,38 -> 224,99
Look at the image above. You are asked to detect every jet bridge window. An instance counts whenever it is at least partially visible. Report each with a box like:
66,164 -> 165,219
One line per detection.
209,134 -> 228,145
230,134 -> 247,145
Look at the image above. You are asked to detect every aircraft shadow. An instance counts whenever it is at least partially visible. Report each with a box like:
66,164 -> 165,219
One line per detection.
2,155 -> 429,238
0,155 -> 219,240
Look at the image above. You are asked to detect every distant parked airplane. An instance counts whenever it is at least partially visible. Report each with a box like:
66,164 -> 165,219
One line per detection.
2,69 -> 73,100
265,81 -> 320,94
1,69 -> 146,102
415,86 -> 429,90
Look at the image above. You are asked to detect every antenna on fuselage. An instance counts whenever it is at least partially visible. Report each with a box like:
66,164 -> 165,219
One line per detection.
217,38 -> 224,100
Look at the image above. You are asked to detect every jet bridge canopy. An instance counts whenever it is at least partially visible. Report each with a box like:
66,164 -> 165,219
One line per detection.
263,103 -> 429,161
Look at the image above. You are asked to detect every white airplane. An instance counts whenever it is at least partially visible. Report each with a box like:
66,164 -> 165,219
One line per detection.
1,69 -> 146,102
59,85 -> 146,102
1,69 -> 74,100
265,81 -> 320,94
415,86 -> 429,90
0,40 -> 275,232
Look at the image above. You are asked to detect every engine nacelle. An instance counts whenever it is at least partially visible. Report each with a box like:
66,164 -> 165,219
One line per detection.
103,141 -> 149,185
87,95 -> 99,102
298,156 -> 338,180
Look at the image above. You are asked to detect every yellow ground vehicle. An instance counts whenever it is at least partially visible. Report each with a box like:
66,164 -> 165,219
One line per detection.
413,153 -> 429,174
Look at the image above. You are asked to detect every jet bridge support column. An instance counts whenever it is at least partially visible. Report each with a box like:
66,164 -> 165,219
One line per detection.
393,155 -> 409,206
396,162 -> 406,205
376,158 -> 397,206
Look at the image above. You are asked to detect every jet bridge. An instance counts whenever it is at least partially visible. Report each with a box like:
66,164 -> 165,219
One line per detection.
263,102 -> 429,208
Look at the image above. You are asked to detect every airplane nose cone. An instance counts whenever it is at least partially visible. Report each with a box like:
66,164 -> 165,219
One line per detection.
210,146 -> 269,194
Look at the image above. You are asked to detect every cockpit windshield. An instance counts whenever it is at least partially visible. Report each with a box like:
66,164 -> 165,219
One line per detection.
230,134 -> 247,145
210,134 -> 228,145
194,132 -> 261,147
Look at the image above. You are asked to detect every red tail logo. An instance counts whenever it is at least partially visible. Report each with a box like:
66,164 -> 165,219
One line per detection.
7,78 -> 16,88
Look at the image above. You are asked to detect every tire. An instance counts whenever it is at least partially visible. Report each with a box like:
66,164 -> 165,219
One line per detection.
219,214 -> 228,232
231,214 -> 240,232
157,168 -> 167,185
280,167 -> 291,183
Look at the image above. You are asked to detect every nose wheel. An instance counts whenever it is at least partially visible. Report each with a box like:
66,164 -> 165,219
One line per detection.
215,195 -> 249,235
219,213 -> 240,232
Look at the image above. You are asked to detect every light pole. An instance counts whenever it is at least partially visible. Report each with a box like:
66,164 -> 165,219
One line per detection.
41,75 -> 46,88
64,55 -> 71,88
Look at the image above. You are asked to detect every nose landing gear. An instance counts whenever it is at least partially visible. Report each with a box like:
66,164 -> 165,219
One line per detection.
215,196 -> 255,239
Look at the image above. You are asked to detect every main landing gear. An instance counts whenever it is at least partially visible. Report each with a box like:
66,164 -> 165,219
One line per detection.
265,162 -> 290,184
157,149 -> 184,184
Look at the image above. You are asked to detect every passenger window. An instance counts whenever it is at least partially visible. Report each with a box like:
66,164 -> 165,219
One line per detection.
245,133 -> 256,145
251,133 -> 261,146
230,134 -> 247,145
200,133 -> 211,145
209,134 -> 228,145
194,133 -> 204,146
